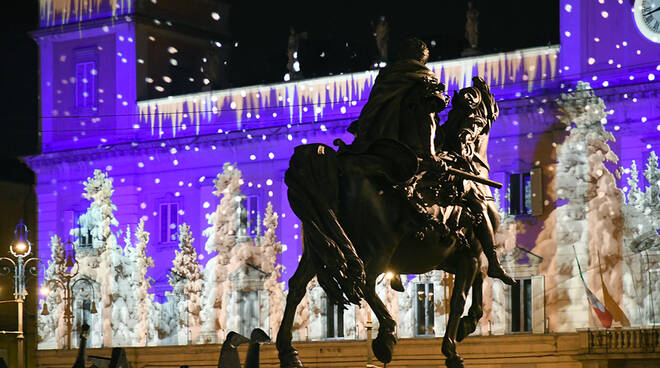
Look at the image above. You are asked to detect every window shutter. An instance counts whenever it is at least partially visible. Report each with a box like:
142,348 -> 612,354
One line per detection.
169,203 -> 178,241
86,61 -> 96,108
75,63 -> 85,108
531,275 -> 545,333
509,173 -> 521,215
160,204 -> 168,242
531,167 -> 543,216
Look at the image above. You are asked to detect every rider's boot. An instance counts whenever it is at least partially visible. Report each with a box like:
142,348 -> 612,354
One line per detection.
484,247 -> 517,285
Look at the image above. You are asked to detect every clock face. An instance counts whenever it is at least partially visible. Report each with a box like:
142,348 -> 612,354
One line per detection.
634,0 -> 660,43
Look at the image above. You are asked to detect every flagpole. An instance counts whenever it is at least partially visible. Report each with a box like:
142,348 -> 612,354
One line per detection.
571,245 -> 586,283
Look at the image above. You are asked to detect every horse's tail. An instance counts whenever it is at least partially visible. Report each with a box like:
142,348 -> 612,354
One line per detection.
285,144 -> 366,307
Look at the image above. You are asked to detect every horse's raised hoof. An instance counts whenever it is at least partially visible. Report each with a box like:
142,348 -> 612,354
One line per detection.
445,355 -> 464,368
279,348 -> 305,368
372,332 -> 397,364
456,316 -> 477,342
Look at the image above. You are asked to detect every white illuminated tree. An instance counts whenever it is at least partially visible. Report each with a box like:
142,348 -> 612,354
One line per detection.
258,202 -> 285,336
72,169 -> 120,347
642,151 -> 660,228
38,235 -> 67,349
129,219 -> 154,345
200,163 -> 244,341
171,223 -> 203,343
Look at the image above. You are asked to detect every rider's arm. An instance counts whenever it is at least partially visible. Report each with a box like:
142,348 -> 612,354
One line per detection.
457,116 -> 487,161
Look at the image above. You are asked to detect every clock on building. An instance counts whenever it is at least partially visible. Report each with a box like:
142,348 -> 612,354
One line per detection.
634,0 -> 660,43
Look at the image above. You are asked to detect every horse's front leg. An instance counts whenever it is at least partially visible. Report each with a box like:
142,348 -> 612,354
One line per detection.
363,279 -> 397,364
276,251 -> 315,368
457,259 -> 484,342
442,254 -> 478,368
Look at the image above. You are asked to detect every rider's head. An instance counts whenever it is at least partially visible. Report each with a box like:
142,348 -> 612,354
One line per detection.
397,37 -> 429,64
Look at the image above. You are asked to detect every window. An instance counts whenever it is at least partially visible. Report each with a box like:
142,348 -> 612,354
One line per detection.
239,291 -> 259,338
160,203 -> 179,243
509,168 -> 543,216
82,299 -> 92,325
75,61 -> 97,111
509,172 -> 531,215
326,298 -> 344,338
74,210 -> 92,247
415,283 -> 435,336
510,278 -> 532,332
649,268 -> 659,326
242,195 -> 260,237
509,276 -> 545,333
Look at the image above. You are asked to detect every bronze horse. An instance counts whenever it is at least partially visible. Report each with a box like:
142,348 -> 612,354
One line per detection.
276,77 -> 500,368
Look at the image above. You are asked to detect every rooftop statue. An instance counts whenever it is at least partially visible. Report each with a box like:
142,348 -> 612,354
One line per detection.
276,38 -> 514,368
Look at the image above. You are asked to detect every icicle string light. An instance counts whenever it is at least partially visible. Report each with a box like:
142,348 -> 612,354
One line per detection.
40,0 -> 133,27
138,46 -> 559,140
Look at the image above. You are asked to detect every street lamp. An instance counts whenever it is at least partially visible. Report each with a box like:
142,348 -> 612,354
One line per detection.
0,221 -> 39,368
40,244 -> 97,350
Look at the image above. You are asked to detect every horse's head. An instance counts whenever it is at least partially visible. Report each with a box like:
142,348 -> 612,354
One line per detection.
451,76 -> 499,124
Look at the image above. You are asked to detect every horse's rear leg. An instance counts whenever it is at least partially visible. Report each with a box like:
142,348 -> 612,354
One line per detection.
276,251 -> 315,368
442,255 -> 478,368
457,269 -> 483,342
363,279 -> 397,364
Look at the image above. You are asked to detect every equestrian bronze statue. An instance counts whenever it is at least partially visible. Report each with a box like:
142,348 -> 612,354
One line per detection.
276,38 -> 515,368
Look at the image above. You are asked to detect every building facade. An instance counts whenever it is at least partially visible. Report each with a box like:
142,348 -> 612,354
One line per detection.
28,0 -> 659,352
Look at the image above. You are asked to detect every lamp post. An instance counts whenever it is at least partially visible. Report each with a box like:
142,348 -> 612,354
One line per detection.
0,221 -> 40,368
41,244 -> 97,350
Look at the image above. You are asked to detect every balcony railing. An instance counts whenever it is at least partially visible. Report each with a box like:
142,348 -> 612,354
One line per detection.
583,328 -> 660,354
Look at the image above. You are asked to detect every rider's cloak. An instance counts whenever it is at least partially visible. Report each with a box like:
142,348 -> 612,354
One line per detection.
346,59 -> 443,157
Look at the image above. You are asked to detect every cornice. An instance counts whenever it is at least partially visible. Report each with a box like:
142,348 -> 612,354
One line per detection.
24,118 -> 348,168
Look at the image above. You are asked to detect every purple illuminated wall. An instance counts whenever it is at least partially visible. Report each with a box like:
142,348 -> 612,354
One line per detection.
28,0 -> 660,303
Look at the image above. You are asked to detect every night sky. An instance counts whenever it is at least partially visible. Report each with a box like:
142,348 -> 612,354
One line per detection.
0,0 -> 558,184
